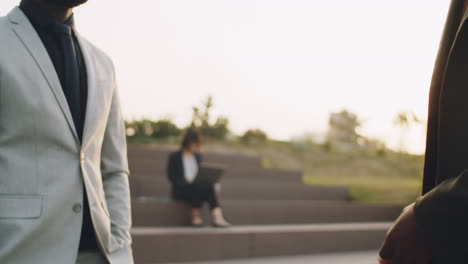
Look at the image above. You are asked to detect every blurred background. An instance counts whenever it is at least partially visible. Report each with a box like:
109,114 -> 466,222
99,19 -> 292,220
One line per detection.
0,0 -> 445,205
0,1 -> 452,262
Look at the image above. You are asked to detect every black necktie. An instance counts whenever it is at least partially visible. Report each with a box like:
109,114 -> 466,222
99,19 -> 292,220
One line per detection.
54,23 -> 83,141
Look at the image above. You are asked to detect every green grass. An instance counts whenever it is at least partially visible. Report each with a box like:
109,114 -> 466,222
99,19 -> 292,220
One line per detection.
253,141 -> 424,206
253,140 -> 424,205
303,174 -> 421,205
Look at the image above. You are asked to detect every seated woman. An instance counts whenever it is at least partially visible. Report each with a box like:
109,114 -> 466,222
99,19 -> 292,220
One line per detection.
166,129 -> 231,227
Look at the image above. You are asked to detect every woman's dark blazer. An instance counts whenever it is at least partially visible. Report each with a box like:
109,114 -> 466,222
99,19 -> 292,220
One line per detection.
166,151 -> 202,200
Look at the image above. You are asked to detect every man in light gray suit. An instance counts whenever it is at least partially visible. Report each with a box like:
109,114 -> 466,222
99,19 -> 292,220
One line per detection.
0,0 -> 133,263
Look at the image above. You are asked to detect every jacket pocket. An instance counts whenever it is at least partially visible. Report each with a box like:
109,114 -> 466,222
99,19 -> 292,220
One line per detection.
0,195 -> 42,219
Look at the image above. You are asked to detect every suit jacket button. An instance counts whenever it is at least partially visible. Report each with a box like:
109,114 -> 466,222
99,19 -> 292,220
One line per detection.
73,203 -> 82,213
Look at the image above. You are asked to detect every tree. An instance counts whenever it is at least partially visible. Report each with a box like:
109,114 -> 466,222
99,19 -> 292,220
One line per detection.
190,96 -> 213,128
125,118 -> 181,139
151,119 -> 182,139
326,109 -> 362,151
394,111 -> 421,153
241,129 -> 268,144
190,96 -> 230,140
206,117 -> 230,140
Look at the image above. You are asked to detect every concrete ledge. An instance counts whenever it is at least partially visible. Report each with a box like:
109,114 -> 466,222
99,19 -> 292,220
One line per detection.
133,199 -> 191,226
167,250 -> 379,264
132,223 -> 392,235
128,146 -> 263,170
132,223 -> 392,263
132,200 -> 401,226
130,178 -> 349,201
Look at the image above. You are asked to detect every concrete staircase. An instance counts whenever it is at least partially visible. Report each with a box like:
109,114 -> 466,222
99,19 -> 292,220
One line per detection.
128,145 -> 400,263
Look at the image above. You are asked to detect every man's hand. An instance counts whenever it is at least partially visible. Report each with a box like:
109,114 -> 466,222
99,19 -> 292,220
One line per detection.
379,203 -> 432,264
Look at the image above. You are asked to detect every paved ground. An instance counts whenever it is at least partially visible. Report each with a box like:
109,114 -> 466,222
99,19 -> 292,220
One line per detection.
167,251 -> 379,264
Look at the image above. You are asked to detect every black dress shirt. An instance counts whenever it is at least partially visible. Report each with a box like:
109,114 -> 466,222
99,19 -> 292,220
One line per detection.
20,0 -> 98,251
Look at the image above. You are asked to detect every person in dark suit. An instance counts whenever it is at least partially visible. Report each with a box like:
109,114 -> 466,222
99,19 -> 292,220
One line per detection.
379,1 -> 468,263
167,129 -> 231,227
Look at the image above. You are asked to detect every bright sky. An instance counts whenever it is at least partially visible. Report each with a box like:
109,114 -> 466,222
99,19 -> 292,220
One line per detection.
0,0 -> 451,154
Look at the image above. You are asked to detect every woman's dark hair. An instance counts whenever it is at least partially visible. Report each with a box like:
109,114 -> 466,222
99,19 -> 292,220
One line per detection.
181,129 -> 202,150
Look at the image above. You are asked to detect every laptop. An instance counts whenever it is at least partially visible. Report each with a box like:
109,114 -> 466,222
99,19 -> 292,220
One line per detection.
194,163 -> 225,185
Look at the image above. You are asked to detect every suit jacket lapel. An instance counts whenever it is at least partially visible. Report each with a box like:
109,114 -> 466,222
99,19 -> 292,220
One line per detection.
423,0 -> 466,194
75,34 -> 98,149
434,1 -> 468,185
447,1 -> 468,60
8,7 -> 80,143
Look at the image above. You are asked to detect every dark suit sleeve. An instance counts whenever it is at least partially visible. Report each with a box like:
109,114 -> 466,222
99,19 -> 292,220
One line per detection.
414,170 -> 468,261
195,153 -> 202,164
167,153 -> 184,186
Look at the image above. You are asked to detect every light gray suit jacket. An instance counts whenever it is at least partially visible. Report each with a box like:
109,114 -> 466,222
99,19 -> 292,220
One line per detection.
0,7 -> 133,264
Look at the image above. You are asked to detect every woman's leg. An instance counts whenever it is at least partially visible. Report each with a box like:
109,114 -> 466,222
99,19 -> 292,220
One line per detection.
211,207 -> 231,227
205,183 -> 231,227
181,184 -> 204,226
190,207 -> 203,227
206,183 -> 220,210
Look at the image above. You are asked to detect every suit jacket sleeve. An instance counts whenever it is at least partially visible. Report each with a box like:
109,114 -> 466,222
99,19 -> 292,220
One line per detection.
414,170 -> 468,261
195,153 -> 202,164
167,152 -> 185,186
167,153 -> 178,185
100,70 -> 133,259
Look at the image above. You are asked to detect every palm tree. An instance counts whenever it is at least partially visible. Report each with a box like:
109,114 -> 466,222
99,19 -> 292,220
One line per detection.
393,111 -> 421,153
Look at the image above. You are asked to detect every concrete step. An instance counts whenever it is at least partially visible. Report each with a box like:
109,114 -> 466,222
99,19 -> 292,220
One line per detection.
132,223 -> 392,264
223,169 -> 302,182
130,178 -> 349,201
128,146 -> 263,170
132,199 -> 191,226
128,152 -> 302,184
203,153 -> 263,169
130,167 -> 303,183
132,199 -> 401,227
167,251 -> 379,264
219,181 -> 349,201
128,145 -> 309,199
129,169 -> 305,199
